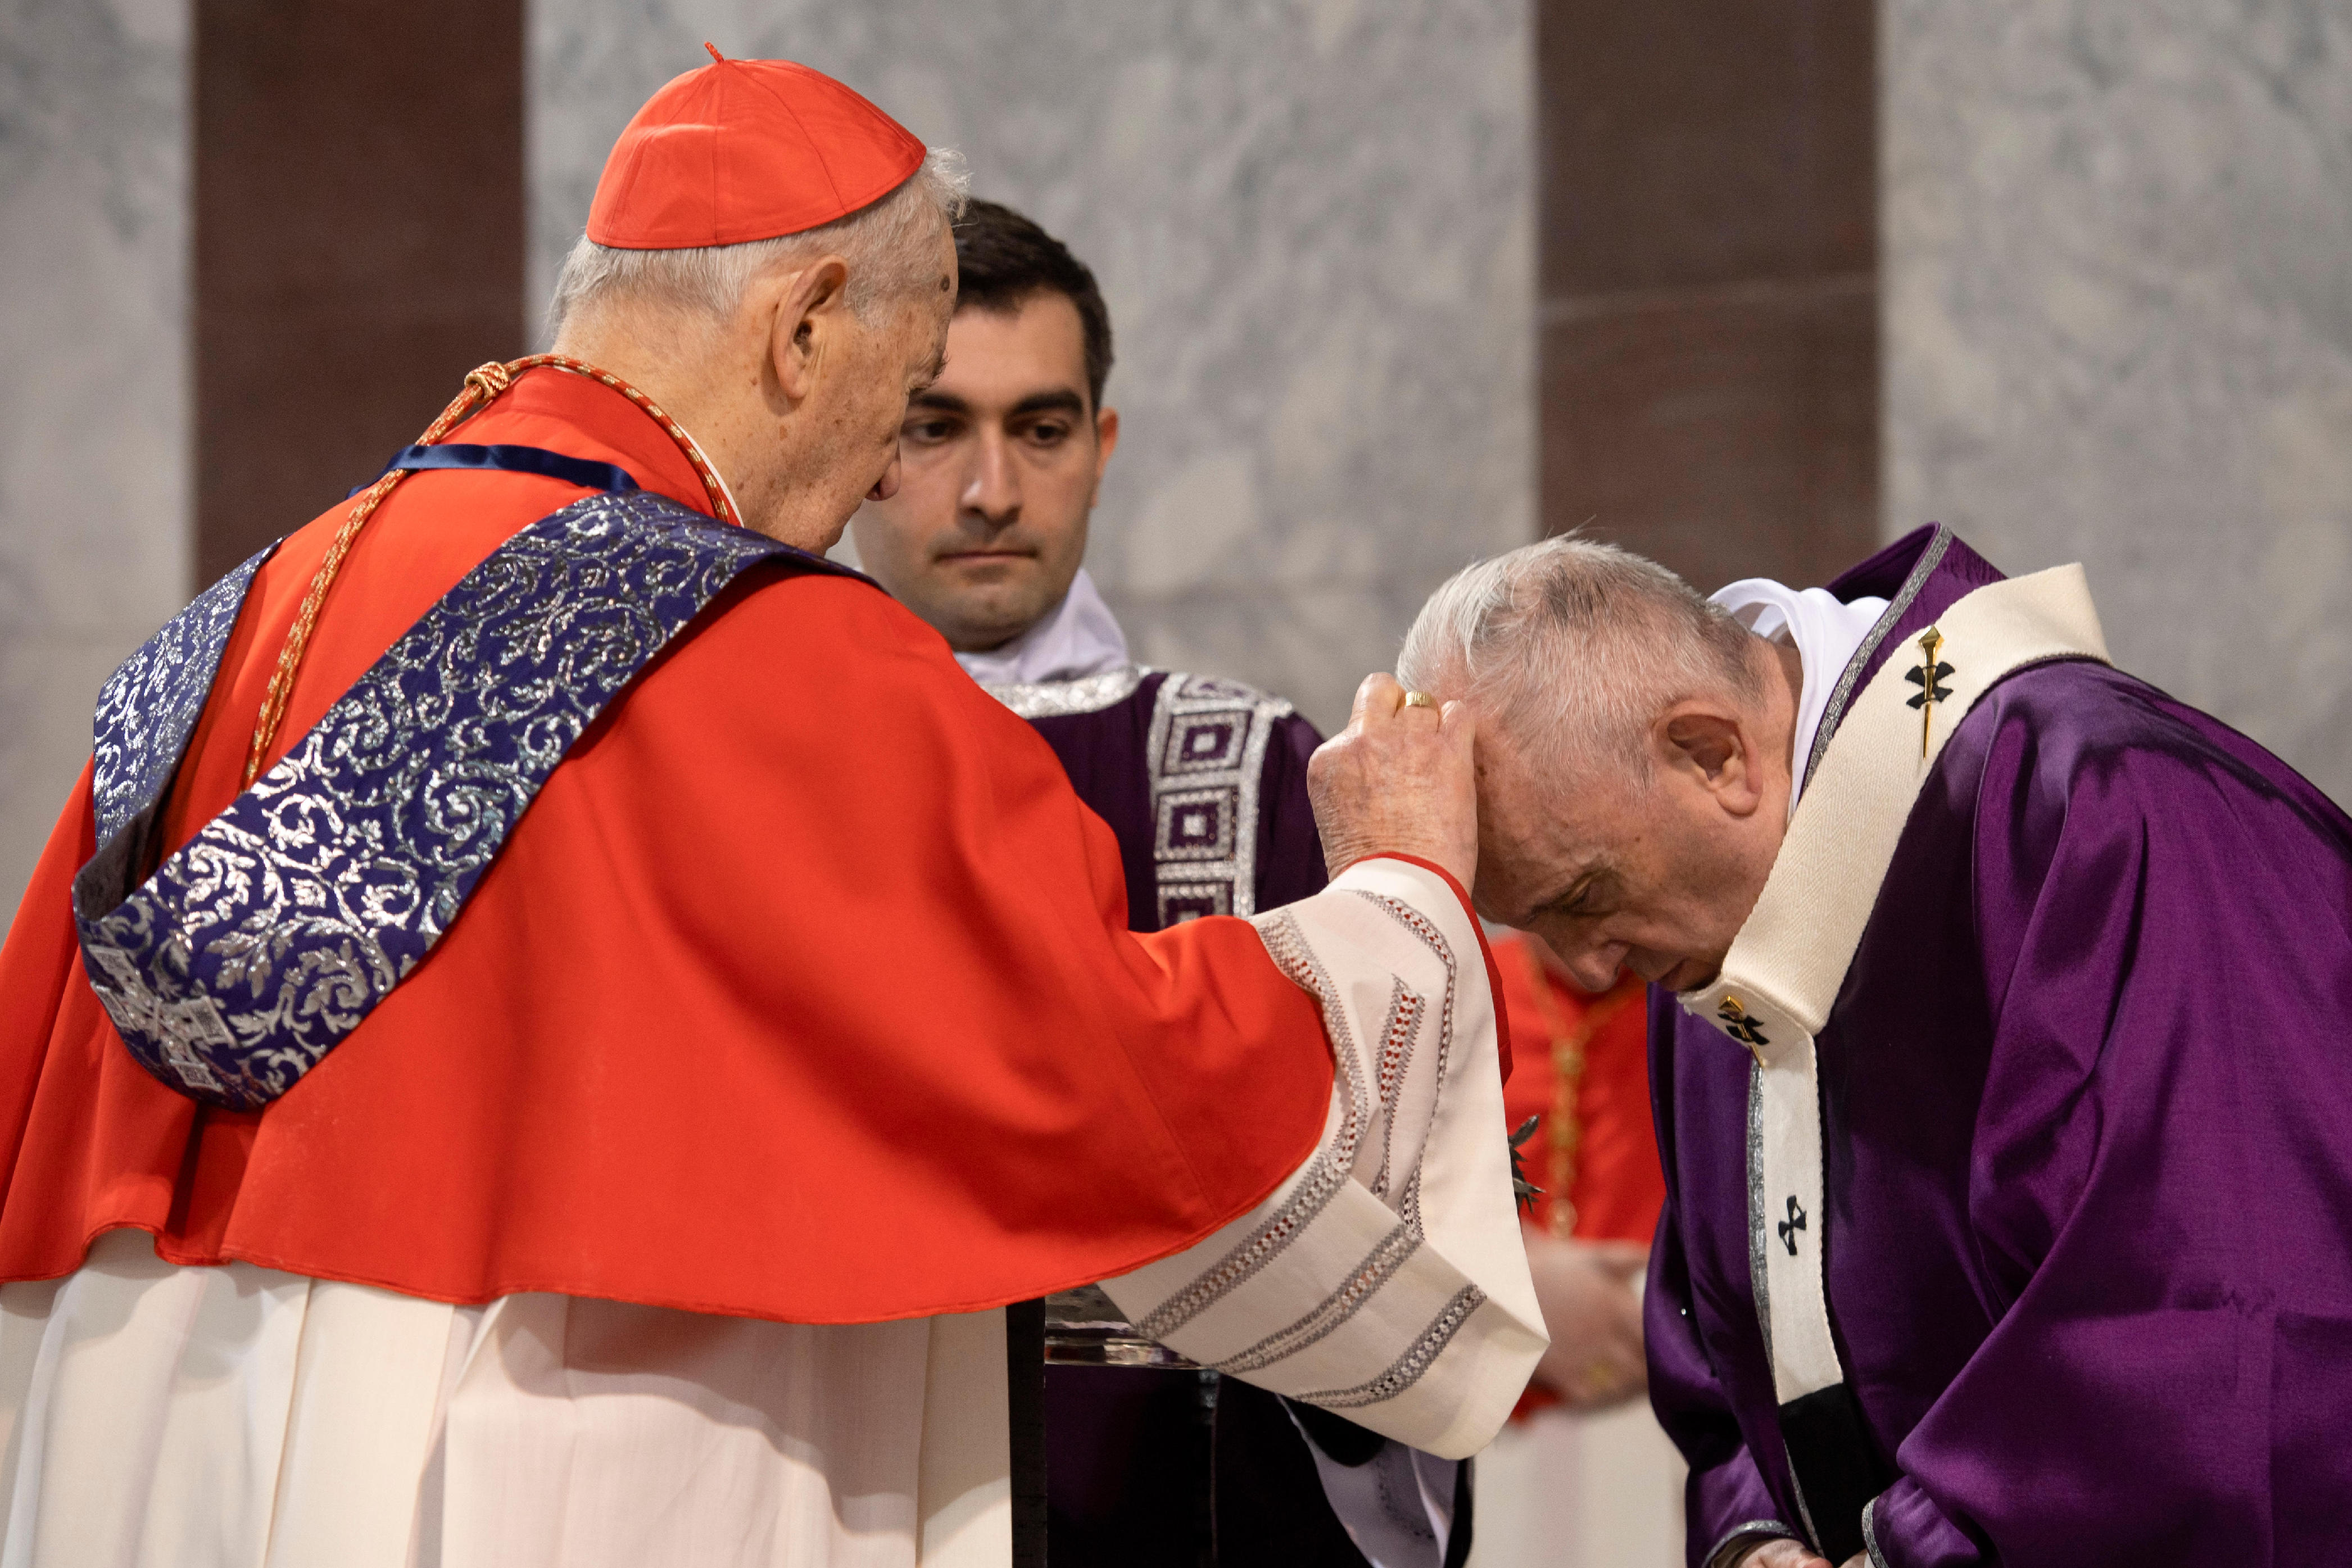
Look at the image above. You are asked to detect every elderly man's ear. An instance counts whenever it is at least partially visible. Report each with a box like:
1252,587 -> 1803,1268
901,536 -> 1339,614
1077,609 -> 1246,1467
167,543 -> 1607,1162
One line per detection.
765,255 -> 854,406
1657,705 -> 1769,820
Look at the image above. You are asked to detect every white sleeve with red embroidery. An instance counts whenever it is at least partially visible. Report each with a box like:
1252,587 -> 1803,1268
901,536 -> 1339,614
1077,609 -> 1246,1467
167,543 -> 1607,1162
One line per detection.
1100,856 -> 1547,1460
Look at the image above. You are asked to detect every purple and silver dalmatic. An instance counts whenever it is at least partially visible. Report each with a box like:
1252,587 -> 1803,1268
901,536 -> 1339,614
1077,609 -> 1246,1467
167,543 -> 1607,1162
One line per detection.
1647,525 -> 2352,1566
71,488 -> 853,1112
984,668 -> 1327,931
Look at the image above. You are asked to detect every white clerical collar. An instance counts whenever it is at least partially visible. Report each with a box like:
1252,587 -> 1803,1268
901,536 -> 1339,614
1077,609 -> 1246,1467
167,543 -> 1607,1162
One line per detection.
1709,578 -> 1890,818
954,568 -> 1132,687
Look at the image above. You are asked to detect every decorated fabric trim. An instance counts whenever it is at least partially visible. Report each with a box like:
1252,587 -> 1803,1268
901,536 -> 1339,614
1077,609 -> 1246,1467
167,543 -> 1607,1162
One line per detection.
981,664 -> 1145,720
1861,1496 -> 1893,1568
978,666 -> 1295,925
1704,1523 -> 1802,1568
89,545 -> 279,857
1102,858 -> 1543,1461
352,442 -> 643,500
1676,560 -> 2108,1558
1801,528 -> 1956,790
72,490 -> 853,1111
1145,674 -> 1294,925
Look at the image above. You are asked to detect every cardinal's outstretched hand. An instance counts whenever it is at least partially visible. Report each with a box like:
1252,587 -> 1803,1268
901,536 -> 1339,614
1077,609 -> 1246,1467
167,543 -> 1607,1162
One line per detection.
1307,673 -> 1479,889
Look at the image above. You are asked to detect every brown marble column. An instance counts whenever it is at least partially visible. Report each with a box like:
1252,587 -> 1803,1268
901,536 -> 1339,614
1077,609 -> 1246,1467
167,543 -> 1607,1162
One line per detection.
194,0 -> 525,586
1537,1 -> 1878,593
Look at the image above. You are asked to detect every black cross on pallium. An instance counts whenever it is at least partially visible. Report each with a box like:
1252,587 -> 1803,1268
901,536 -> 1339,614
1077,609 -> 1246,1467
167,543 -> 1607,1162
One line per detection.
1716,999 -> 1769,1050
1777,1194 -> 1807,1257
1904,656 -> 1955,709
1906,628 -> 1955,756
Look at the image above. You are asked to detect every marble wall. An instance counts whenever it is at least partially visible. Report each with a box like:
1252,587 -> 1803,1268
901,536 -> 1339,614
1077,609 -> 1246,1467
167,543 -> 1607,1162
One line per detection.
528,0 -> 1535,735
0,0 -> 190,926
1884,0 -> 2352,800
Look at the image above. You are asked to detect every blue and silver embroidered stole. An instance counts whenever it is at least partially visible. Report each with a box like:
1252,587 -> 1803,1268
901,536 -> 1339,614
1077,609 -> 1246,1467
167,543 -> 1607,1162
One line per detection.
72,488 -> 849,1111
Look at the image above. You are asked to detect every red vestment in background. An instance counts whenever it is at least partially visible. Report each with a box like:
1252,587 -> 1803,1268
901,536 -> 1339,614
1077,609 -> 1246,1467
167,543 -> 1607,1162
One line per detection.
1495,935 -> 1662,1246
1493,934 -> 1662,1423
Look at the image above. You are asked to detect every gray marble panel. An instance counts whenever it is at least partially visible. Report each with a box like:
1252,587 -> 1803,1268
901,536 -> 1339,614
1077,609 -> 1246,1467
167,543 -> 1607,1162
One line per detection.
1884,0 -> 2352,799
529,0 -> 1534,734
0,0 -> 189,927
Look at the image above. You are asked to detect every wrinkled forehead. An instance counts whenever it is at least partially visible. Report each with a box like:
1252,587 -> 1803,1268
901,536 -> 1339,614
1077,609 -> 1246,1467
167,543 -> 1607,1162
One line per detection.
1471,732 -> 1628,916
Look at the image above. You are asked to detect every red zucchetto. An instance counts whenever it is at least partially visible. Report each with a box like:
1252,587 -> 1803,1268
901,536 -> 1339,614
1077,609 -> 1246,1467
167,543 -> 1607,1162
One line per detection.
587,48 -> 926,250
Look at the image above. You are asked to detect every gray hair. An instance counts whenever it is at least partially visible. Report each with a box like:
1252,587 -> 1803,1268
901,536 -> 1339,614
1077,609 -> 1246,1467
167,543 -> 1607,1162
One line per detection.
545,146 -> 971,341
1396,535 -> 1761,779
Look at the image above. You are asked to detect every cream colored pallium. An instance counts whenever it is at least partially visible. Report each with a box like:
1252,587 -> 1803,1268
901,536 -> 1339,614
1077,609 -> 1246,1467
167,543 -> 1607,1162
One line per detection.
1680,564 -> 2110,1406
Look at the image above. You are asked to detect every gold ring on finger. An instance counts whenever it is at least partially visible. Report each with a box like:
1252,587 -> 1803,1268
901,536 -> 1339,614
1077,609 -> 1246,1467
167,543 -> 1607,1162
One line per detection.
1401,690 -> 1438,710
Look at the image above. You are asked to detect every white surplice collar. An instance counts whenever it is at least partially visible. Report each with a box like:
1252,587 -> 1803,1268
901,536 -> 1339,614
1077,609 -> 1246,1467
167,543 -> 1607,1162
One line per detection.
1708,578 -> 1890,818
953,568 -> 1132,688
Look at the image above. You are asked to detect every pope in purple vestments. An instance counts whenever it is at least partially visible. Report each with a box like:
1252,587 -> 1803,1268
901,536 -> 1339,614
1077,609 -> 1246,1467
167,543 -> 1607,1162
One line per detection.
1394,522 -> 2352,1568
1648,526 -> 2352,1566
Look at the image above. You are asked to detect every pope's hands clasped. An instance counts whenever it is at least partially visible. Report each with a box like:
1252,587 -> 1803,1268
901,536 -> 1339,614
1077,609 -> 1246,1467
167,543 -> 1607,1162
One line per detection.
1306,674 -> 1478,889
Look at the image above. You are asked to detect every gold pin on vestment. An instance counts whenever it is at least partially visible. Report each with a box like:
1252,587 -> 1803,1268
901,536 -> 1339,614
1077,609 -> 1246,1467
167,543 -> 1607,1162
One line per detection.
1904,628 -> 1955,758
1716,995 -> 1769,1069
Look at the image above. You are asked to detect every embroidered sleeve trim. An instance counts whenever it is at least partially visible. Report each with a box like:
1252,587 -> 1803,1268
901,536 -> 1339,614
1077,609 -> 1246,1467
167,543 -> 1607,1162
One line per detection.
1100,855 -> 1541,1457
1131,884 -> 1451,1351
1134,909 -> 1369,1342
1368,978 -> 1425,1203
1292,1282 -> 1487,1408
1356,853 -> 1506,1061
1344,891 -> 1460,1230
1211,1221 -> 1422,1375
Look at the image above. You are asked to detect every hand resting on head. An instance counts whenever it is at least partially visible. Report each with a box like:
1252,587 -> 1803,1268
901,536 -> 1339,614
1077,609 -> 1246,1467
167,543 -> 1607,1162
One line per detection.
1307,673 -> 1479,889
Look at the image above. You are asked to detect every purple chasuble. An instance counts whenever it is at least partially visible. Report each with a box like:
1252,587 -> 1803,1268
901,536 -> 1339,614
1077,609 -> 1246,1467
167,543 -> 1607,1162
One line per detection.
1648,527 -> 2352,1566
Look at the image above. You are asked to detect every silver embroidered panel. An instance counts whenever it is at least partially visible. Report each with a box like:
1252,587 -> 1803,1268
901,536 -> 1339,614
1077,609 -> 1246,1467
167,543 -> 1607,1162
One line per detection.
1145,673 -> 1293,926
88,544 -> 277,851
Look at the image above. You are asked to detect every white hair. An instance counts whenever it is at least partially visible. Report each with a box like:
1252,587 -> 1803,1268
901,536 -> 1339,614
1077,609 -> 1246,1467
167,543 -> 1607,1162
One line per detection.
1395,535 -> 1762,780
545,146 -> 971,341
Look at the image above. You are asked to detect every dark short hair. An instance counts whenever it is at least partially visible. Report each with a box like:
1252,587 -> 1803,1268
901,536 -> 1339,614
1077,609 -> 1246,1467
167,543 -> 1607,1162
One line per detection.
951,199 -> 1114,411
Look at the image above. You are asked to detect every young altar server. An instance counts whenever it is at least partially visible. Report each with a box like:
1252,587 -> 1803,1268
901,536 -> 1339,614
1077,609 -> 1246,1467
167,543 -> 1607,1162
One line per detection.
1397,527 -> 2352,1566
851,198 -> 1462,1568
0,56 -> 1543,1568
